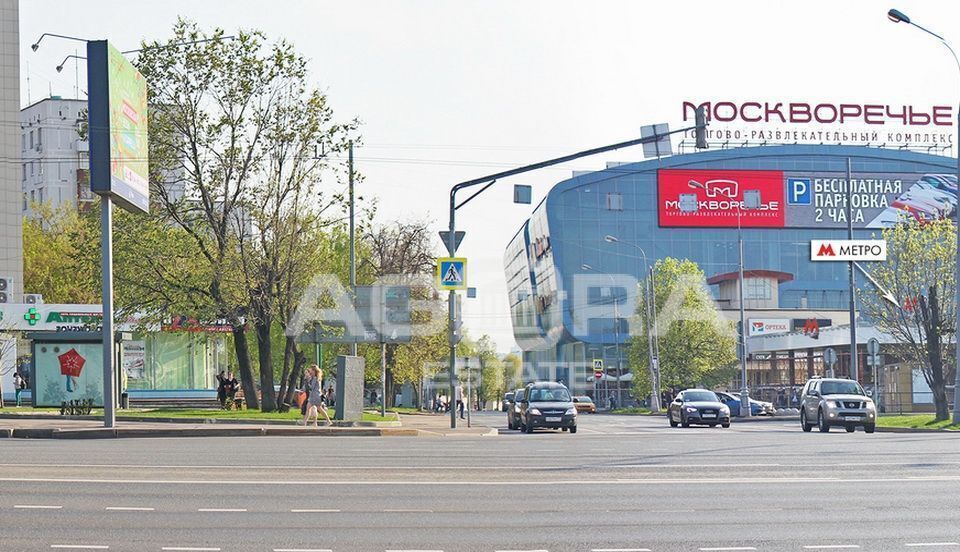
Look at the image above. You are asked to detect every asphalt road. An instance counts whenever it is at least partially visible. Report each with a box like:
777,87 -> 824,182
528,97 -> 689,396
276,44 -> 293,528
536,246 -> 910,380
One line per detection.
0,412 -> 958,552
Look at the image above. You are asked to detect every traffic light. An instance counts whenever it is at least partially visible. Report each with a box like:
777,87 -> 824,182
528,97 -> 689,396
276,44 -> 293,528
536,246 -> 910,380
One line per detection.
695,106 -> 708,149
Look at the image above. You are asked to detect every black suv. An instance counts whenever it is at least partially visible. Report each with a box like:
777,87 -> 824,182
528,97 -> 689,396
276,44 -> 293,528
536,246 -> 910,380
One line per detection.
518,382 -> 577,434
506,387 -> 525,430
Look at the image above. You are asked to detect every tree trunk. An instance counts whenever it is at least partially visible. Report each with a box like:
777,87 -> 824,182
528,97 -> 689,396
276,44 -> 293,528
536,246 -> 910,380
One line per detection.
255,316 -> 277,412
277,336 -> 294,408
284,346 -> 307,406
231,324 -> 259,410
922,288 -> 949,422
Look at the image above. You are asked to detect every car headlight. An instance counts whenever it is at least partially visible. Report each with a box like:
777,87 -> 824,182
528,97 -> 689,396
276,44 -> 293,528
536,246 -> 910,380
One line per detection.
529,408 -> 541,416
684,406 -> 698,413
720,405 -> 730,414
565,408 -> 576,416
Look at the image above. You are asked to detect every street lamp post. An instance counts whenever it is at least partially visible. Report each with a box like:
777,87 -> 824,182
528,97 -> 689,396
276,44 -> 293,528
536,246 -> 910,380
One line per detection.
603,235 -> 662,412
581,264 -> 622,409
888,8 -> 960,423
687,180 -> 754,417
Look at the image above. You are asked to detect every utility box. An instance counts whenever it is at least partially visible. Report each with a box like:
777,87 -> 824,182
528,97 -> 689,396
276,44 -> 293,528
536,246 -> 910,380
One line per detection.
335,355 -> 364,421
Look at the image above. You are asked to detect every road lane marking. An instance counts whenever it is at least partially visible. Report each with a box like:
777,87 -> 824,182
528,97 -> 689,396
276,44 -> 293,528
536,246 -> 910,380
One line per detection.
290,509 -> 340,513
803,547 -> 860,550
699,548 -> 757,551
105,507 -> 154,511
383,508 -> 433,513
50,547 -> 109,550
15,504 -> 62,509
197,508 -> 247,512
591,548 -> 651,551
905,545 -> 960,548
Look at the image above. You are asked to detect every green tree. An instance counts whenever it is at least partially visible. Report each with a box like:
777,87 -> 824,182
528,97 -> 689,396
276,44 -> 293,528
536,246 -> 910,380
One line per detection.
133,20 -> 357,409
502,353 -> 523,390
22,203 -> 100,304
860,218 -> 956,421
629,258 -> 737,402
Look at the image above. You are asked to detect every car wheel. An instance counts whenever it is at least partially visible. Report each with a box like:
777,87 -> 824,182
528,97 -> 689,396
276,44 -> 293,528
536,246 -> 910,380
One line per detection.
669,413 -> 678,428
680,413 -> 690,428
569,425 -> 577,434
865,424 -> 876,433
524,421 -> 534,434
507,418 -> 514,430
818,409 -> 830,433
561,427 -> 568,432
845,425 -> 855,433
800,410 -> 812,432
721,422 -> 730,428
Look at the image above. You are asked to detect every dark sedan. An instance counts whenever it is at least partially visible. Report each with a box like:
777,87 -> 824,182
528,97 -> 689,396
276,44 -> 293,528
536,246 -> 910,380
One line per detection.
506,387 -> 525,430
668,389 -> 731,428
519,382 -> 577,434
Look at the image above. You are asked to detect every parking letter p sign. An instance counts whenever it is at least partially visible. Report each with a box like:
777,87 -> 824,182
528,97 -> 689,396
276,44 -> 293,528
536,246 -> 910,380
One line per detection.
788,178 -> 811,205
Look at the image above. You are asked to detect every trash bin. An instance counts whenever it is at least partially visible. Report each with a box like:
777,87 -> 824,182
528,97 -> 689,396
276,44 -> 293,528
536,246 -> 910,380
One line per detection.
120,392 -> 129,409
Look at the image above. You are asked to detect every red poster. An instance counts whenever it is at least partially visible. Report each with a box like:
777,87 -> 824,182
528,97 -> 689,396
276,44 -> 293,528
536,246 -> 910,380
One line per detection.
658,169 -> 785,228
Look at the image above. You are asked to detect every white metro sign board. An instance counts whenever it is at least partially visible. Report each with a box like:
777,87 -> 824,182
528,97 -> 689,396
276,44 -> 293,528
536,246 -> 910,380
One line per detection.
810,239 -> 887,261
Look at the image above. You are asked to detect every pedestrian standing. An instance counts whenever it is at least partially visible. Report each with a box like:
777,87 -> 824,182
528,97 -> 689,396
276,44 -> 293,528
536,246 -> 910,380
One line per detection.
325,386 -> 335,408
456,384 -> 465,420
300,365 -> 331,427
216,371 -> 227,408
224,371 -> 239,408
13,372 -> 23,407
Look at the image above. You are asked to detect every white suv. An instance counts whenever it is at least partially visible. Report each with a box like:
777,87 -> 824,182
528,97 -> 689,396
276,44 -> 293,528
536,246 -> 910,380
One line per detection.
799,377 -> 877,433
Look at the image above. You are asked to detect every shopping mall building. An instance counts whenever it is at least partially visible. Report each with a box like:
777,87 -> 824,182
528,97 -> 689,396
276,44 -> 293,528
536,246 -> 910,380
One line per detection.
504,144 -> 956,410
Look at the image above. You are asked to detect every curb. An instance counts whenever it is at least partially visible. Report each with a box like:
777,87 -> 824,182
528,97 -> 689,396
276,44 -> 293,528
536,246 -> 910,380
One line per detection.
0,413 -> 400,428
876,426 -> 959,433
732,416 -> 799,423
5,426 -> 421,439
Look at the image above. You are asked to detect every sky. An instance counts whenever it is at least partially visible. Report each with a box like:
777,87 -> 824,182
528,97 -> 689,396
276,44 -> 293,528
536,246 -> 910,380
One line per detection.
18,0 -> 960,353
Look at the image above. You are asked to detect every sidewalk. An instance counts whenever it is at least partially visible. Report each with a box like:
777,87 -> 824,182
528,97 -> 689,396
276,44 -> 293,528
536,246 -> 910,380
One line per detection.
0,411 -> 496,439
397,412 -> 498,437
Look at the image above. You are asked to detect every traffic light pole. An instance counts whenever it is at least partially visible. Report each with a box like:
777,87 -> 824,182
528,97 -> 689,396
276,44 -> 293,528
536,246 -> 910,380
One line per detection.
445,125 -> 704,428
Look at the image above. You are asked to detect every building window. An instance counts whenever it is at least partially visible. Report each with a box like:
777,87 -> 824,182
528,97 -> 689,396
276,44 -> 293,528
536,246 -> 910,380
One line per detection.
744,278 -> 772,301
36,128 -> 42,147
21,164 -> 25,182
606,192 -> 624,211
29,130 -> 33,149
30,161 -> 34,176
21,133 -> 25,151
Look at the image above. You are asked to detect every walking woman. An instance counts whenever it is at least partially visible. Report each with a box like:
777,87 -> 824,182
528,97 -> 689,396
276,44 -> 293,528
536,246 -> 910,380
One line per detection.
300,365 -> 332,427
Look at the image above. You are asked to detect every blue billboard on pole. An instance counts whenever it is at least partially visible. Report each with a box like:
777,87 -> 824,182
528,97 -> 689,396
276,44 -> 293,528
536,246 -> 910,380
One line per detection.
87,40 -> 149,214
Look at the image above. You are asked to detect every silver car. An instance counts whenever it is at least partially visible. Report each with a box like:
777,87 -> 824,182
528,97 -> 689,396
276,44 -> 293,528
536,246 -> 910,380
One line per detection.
799,377 -> 877,433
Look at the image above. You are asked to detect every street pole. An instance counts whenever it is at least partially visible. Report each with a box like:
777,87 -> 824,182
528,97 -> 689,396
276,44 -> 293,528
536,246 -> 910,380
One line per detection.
447,201 -> 458,429
847,157 -> 858,382
380,341 -> 386,418
101,196 -> 115,428
466,357 -> 472,428
736,203 -> 751,418
349,143 -> 357,357
650,265 -> 662,410
886,7 -> 960,425
614,293 -> 622,409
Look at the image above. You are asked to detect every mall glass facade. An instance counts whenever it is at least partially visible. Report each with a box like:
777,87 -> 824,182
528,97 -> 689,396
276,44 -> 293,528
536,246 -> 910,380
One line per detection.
504,145 -> 956,393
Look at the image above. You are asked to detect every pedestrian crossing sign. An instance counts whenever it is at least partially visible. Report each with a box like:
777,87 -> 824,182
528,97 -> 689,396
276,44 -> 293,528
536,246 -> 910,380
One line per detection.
437,257 -> 467,290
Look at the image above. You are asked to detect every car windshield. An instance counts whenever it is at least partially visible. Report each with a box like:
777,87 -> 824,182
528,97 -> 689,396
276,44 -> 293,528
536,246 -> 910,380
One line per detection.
820,381 -> 865,396
528,387 -> 571,402
684,391 -> 718,402
576,396 -> 593,403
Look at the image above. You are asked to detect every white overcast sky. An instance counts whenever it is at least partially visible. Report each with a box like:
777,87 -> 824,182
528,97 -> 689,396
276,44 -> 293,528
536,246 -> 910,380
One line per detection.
19,0 -> 960,353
